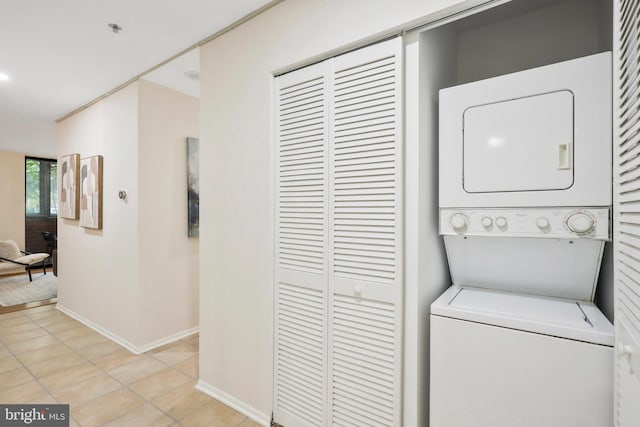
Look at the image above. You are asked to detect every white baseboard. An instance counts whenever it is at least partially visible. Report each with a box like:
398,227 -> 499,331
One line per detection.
55,304 -> 198,355
136,327 -> 199,354
196,380 -> 270,426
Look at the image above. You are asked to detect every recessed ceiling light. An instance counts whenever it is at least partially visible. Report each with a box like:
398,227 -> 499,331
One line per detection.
0,73 -> 9,82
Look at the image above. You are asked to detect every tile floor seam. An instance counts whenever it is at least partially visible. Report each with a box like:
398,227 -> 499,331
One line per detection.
0,329 -> 63,404
66,348 -> 181,425
1,306 -> 215,427
42,347 -> 177,426
119,371 -> 184,425
77,386 -> 148,427
68,338 -> 200,425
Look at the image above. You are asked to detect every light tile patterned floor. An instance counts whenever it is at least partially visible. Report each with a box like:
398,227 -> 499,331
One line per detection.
0,304 -> 261,427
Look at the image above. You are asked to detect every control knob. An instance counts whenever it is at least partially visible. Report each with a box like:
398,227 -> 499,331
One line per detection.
566,212 -> 595,234
536,217 -> 550,230
481,217 -> 493,228
449,213 -> 468,232
495,216 -> 508,228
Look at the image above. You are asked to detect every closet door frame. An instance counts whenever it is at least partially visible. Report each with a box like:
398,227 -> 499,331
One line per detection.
613,0 -> 640,424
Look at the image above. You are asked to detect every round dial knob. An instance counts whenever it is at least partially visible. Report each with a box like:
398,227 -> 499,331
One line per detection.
449,213 -> 467,232
566,212 -> 595,234
495,216 -> 507,228
481,217 -> 493,228
536,217 -> 550,229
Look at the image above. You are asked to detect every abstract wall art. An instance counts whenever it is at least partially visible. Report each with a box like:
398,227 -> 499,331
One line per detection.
79,155 -> 103,229
187,137 -> 199,238
59,153 -> 80,219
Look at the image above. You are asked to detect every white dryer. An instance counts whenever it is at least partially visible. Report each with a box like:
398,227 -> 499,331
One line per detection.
439,52 -> 612,208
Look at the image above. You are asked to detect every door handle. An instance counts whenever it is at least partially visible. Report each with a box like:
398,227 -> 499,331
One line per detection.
558,143 -> 572,170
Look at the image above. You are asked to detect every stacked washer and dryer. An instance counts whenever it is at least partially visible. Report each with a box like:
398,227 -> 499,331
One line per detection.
430,52 -> 614,427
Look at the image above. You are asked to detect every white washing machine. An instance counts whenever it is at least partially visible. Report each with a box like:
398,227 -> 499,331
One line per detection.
430,208 -> 614,427
431,53 -> 614,427
430,286 -> 613,427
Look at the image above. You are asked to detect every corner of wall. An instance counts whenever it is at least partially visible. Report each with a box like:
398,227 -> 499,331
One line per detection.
0,150 -> 26,248
56,82 -> 141,347
136,79 -> 200,347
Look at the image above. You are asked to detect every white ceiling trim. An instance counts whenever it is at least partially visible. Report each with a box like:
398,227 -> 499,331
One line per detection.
56,0 -> 283,123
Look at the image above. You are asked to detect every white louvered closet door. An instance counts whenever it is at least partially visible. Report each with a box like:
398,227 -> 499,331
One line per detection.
614,0 -> 640,425
328,38 -> 403,427
274,38 -> 403,427
274,62 -> 329,427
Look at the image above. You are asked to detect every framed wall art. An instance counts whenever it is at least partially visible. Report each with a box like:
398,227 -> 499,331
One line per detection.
79,155 -> 103,229
187,137 -> 199,237
59,153 -> 80,219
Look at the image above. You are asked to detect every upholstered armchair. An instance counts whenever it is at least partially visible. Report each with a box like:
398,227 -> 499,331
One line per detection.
0,240 -> 49,281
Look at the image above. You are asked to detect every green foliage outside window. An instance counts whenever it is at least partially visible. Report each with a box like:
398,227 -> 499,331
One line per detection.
25,159 -> 40,214
50,164 -> 57,215
25,157 -> 57,216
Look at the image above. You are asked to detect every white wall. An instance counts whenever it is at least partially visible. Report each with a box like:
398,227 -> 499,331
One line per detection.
57,80 -> 199,351
0,113 -> 56,158
0,150 -> 26,249
137,79 -> 199,345
57,83 -> 141,345
197,0 -> 485,423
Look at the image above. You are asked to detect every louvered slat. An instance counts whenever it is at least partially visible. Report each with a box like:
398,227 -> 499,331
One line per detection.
331,295 -> 396,427
275,282 -> 325,426
332,52 -> 398,285
617,0 -> 640,344
329,38 -> 403,427
275,39 -> 402,427
275,62 -> 328,427
278,71 -> 326,274
614,1 -> 640,426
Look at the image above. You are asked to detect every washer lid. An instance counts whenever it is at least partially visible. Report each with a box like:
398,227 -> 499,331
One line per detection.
431,286 -> 613,346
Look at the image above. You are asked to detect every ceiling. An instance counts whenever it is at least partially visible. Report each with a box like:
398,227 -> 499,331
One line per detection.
0,0 -> 273,157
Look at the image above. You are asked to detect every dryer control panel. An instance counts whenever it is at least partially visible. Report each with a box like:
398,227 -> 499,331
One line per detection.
440,207 -> 610,241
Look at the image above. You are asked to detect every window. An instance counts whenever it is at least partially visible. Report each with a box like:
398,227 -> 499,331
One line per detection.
25,157 -> 57,216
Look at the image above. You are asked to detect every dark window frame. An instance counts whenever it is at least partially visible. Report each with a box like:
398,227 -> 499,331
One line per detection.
25,156 -> 57,218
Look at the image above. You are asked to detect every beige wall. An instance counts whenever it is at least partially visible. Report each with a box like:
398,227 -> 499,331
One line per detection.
0,150 -> 26,249
197,0 -> 478,423
57,83 -> 141,345
137,79 -> 199,345
56,80 -> 199,350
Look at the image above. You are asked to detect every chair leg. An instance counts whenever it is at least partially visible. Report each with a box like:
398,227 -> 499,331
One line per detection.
42,261 -> 46,276
27,266 -> 33,282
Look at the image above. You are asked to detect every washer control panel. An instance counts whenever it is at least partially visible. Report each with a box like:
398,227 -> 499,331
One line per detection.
440,207 -> 610,240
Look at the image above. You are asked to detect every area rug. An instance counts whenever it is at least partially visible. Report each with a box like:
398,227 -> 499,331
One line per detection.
0,273 -> 57,307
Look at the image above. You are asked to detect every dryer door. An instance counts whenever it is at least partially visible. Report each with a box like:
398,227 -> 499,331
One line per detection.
463,90 -> 574,193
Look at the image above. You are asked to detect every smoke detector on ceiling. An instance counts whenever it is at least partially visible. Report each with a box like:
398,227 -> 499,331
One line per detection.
184,70 -> 200,81
108,23 -> 122,34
